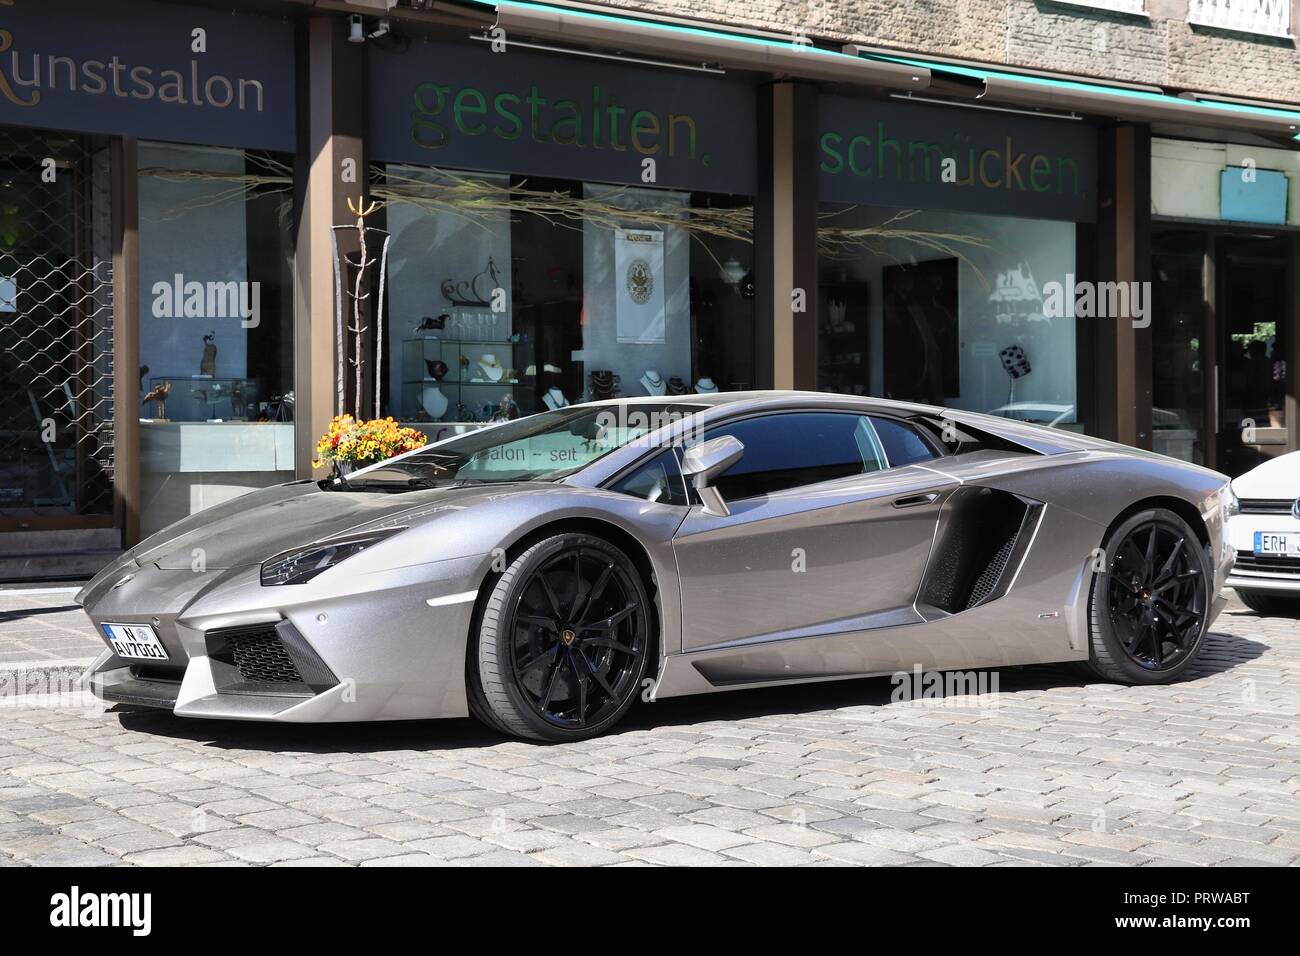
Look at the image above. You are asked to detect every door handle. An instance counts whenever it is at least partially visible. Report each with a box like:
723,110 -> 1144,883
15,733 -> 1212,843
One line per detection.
893,492 -> 939,509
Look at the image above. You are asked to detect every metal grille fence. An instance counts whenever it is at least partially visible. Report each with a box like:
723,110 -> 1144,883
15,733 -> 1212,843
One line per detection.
0,128 -> 115,522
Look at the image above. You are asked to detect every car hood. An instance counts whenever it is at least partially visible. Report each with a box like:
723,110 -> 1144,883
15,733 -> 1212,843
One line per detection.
133,479 -> 529,570
1231,451 -> 1300,501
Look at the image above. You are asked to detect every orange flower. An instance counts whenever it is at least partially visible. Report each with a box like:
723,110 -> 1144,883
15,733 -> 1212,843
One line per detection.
314,414 -> 427,469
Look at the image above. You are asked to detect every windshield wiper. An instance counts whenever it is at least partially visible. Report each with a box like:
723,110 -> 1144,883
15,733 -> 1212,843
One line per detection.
342,475 -> 445,491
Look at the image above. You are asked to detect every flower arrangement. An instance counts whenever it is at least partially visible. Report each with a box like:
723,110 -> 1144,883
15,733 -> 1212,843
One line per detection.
313,415 -> 427,473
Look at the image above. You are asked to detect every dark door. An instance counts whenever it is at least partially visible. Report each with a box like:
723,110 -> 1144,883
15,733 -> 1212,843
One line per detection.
1151,229 -> 1208,465
1216,235 -> 1290,477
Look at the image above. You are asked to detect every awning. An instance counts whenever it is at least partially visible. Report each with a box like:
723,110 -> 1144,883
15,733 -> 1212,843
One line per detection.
456,0 -> 933,88
429,2 -> 1300,141
852,50 -> 1300,142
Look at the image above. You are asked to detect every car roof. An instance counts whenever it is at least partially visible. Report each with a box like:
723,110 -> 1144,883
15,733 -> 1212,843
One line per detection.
574,390 -> 944,415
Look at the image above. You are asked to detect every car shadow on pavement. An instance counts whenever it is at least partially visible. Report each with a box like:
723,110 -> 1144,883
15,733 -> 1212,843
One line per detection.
0,604 -> 82,623
109,629 -> 1265,753
621,629 -> 1265,733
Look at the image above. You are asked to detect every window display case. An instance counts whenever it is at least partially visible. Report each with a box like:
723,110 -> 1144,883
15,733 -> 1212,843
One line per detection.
401,331 -> 525,423
144,376 -> 267,423
378,166 -> 754,425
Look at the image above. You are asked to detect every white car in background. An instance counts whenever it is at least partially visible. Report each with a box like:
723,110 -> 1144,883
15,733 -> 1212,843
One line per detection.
1226,451 -> 1300,615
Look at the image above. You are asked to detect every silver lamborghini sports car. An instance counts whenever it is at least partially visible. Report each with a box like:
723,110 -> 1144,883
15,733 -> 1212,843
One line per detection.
78,392 -> 1234,742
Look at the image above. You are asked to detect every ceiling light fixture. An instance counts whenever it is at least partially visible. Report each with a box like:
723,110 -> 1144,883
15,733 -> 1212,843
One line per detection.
888,92 -> 1083,122
468,33 -> 725,74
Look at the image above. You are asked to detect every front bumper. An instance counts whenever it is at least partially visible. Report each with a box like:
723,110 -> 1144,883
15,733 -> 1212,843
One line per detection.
1224,511 -> 1300,594
80,554 -> 488,722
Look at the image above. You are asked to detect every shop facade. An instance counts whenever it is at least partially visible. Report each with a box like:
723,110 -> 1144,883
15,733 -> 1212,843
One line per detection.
1150,135 -> 1300,476
813,94 -> 1098,430
364,38 -> 760,430
2,0 -> 1299,578
0,0 -> 296,571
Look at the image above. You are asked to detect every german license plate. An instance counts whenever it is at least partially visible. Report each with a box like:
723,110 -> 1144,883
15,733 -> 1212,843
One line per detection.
1253,531 -> 1300,557
102,623 -> 168,661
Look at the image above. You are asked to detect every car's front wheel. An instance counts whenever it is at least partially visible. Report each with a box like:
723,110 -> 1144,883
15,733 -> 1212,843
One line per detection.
468,533 -> 651,742
1234,588 -> 1300,617
1085,508 -> 1211,684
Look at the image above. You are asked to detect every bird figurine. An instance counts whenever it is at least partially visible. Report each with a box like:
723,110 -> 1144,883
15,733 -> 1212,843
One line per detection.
141,380 -> 171,420
199,332 -> 217,377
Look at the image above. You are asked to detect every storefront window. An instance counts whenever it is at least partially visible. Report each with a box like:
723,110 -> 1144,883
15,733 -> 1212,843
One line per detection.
136,142 -> 294,536
0,127 -> 115,524
376,165 -> 753,429
817,206 -> 1081,428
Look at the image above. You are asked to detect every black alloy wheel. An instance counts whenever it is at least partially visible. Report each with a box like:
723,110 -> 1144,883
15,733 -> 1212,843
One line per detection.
470,533 -> 651,741
1106,519 -> 1206,670
1087,508 -> 1211,683
511,547 -> 647,729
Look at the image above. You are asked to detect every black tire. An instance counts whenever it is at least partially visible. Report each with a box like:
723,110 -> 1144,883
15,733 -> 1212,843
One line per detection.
467,533 -> 652,742
1234,589 -> 1300,617
1085,507 -> 1211,684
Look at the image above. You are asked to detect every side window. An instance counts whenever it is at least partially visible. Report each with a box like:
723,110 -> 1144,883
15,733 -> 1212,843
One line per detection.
704,413 -> 885,501
610,448 -> 689,506
870,417 -> 939,467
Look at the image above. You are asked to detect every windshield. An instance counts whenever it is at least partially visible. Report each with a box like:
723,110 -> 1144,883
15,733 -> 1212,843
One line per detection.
341,403 -> 705,490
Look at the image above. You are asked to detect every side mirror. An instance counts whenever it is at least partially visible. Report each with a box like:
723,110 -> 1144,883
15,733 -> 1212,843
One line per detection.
681,435 -> 744,517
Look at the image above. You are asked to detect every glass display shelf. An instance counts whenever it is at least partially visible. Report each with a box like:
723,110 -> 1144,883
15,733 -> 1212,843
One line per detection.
144,375 -> 264,422
401,338 -> 526,423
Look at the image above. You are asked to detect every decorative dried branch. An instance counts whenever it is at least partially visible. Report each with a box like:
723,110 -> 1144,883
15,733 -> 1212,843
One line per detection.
373,167 -> 990,279
817,209 -> 993,285
137,154 -> 293,222
372,166 -> 752,272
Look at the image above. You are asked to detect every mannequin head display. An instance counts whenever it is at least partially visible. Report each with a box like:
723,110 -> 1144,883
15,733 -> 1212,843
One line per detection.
421,383 -> 449,420
477,354 -> 504,382
588,370 -> 618,401
695,377 -> 719,394
640,369 -> 666,396
542,387 -> 570,411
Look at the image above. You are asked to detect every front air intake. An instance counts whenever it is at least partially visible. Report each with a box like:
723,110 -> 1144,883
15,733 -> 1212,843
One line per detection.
918,487 -> 1042,614
228,626 -> 302,684
205,622 -> 336,696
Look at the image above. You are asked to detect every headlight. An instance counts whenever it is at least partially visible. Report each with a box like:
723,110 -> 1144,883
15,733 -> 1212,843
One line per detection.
1220,483 -> 1240,521
260,528 -> 405,586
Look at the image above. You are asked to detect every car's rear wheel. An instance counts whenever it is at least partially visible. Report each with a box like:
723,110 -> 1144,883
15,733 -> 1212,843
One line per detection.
1234,588 -> 1300,617
1086,508 -> 1211,684
469,533 -> 651,742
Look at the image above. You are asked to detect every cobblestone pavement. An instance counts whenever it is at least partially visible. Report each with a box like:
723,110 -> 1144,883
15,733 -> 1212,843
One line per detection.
0,587 -> 99,666
0,595 -> 1297,866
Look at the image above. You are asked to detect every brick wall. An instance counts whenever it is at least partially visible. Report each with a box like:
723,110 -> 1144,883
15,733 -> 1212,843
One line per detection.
585,0 -> 1300,104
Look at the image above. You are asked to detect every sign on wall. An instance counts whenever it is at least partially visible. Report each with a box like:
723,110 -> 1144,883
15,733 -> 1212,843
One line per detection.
368,40 -> 757,196
0,0 -> 295,151
819,95 -> 1098,222
1220,166 -> 1289,225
